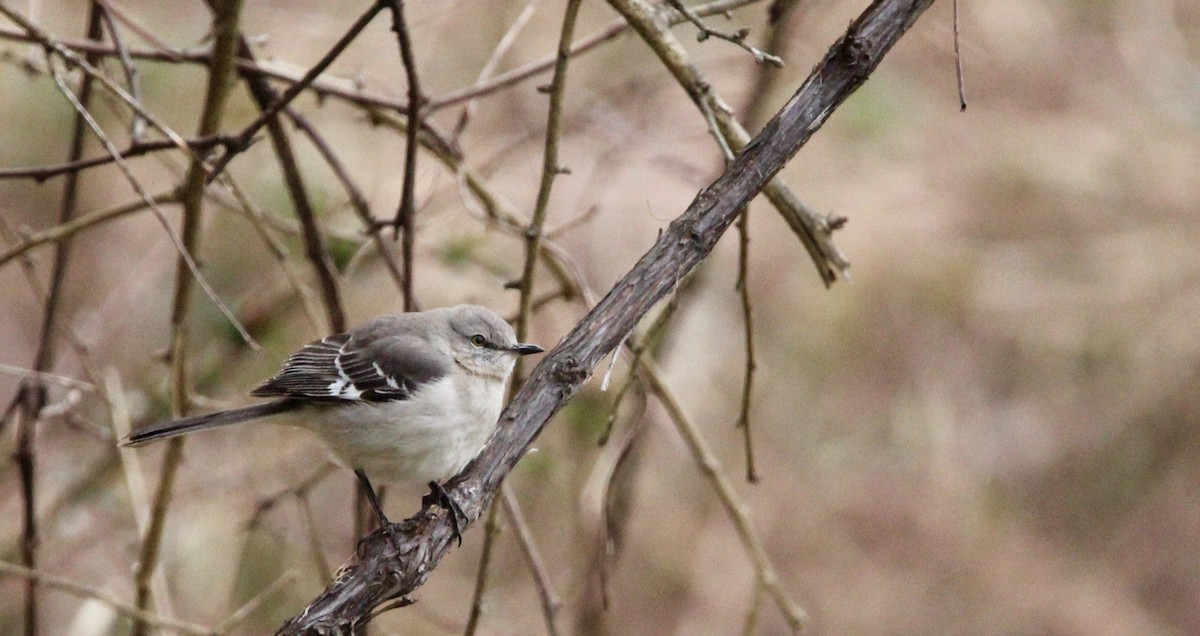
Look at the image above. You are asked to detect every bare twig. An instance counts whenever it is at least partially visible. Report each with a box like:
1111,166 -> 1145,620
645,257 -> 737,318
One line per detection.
501,485 -> 561,636
450,0 -> 543,141
134,1 -> 246,631
248,462 -> 338,528
277,2 -> 935,629
384,1 -> 425,314
7,7 -> 105,632
740,580 -> 765,636
96,0 -> 145,139
606,0 -> 851,286
93,0 -> 178,55
286,109 -> 408,292
735,209 -> 758,483
214,171 -> 325,332
517,0 -> 583,358
953,0 -> 966,110
45,65 -> 259,349
0,134 -> 236,182
0,364 -> 94,391
202,0 -> 388,183
644,358 -> 801,627
0,4 -> 194,156
427,0 -> 764,111
298,493 -> 336,584
0,561 -> 213,636
462,500 -> 502,636
237,38 -> 346,334
465,2 -> 583,630
213,570 -> 299,634
579,377 -> 646,617
666,0 -> 784,67
0,192 -> 176,269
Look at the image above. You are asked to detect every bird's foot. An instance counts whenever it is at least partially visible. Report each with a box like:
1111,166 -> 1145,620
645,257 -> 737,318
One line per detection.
423,481 -> 466,546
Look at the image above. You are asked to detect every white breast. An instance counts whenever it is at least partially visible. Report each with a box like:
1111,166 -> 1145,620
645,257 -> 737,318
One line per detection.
278,372 -> 506,485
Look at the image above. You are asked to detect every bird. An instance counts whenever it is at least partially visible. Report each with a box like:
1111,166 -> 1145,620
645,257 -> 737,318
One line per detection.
122,304 -> 544,542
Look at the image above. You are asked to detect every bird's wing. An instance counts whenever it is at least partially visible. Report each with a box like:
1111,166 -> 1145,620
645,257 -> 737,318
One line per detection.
250,330 -> 451,402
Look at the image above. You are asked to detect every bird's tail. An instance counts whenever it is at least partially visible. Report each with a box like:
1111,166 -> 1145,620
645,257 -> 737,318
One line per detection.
122,400 -> 298,447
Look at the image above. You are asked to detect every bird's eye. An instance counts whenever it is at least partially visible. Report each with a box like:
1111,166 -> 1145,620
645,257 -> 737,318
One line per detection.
470,334 -> 487,347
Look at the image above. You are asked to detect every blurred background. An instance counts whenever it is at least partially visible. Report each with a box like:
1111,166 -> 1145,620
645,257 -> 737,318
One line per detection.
1,0 -> 1198,634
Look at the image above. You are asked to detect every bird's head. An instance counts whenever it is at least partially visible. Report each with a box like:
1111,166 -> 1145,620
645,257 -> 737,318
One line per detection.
445,305 -> 543,379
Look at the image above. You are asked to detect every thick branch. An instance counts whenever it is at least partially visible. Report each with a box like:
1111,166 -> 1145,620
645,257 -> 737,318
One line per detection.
276,0 -> 934,631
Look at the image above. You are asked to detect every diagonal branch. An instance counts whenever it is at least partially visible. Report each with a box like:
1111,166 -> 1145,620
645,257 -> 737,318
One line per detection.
275,0 -> 936,631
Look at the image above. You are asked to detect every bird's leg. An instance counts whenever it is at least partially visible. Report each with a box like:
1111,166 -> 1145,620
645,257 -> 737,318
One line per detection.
355,469 -> 401,550
423,481 -> 466,547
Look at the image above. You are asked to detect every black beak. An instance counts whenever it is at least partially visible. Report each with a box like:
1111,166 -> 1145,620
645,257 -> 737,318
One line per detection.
509,343 -> 544,355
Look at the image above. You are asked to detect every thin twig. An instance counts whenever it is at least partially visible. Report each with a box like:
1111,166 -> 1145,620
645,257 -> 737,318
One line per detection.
450,0 -> 543,140
384,1 -> 425,314
666,0 -> 783,67
202,0 -> 388,183
248,462 -> 338,528
214,171 -> 325,332
501,485 -> 561,636
0,364 -> 95,391
462,501 -> 502,636
213,570 -> 299,633
606,0 -> 850,286
105,369 -> 176,622
466,3 -> 584,629
545,204 -> 598,239
93,0 -> 178,56
427,0 -> 764,111
598,295 -> 678,445
0,561 -> 213,636
579,382 -> 647,617
286,109 -> 408,293
5,11 -> 106,633
735,209 -> 758,483
237,38 -> 346,334
371,109 -> 590,305
45,64 -> 259,349
640,358 -> 803,629
134,1 -> 246,631
10,7 -> 104,631
297,493 -> 335,584
516,0 -> 584,356
953,0 -> 966,111
96,0 -> 145,139
740,580 -> 765,636
0,4 -> 195,156
0,135 -> 235,182
0,192 -> 176,268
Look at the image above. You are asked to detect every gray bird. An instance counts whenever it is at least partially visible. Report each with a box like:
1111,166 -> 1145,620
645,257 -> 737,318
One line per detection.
123,304 -> 544,539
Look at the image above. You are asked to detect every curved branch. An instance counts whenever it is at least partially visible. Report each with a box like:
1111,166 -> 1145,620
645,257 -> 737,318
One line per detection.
276,0 -> 935,631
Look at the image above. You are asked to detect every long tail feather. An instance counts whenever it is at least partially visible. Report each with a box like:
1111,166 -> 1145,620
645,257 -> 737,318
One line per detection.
122,400 -> 298,447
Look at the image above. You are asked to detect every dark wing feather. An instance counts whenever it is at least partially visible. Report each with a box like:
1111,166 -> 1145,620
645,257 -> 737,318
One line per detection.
250,327 -> 450,402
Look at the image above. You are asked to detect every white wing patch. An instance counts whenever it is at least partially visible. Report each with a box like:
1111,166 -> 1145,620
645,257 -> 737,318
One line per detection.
328,342 -> 364,400
374,362 -> 401,390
